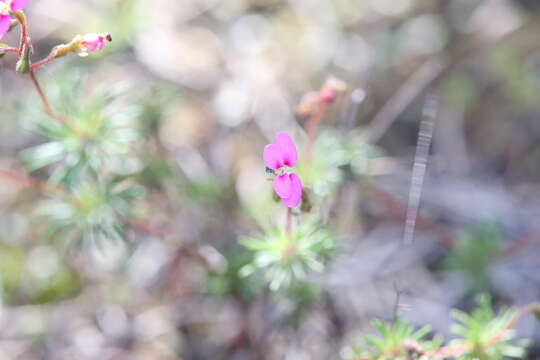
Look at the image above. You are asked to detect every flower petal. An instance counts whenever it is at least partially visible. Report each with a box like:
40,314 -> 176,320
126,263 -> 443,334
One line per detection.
282,173 -> 302,208
10,0 -> 29,11
275,132 -> 297,167
82,33 -> 106,51
263,144 -> 283,170
273,174 -> 292,199
0,15 -> 9,39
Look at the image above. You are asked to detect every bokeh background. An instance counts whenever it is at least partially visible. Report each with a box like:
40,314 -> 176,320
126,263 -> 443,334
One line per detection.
1,0 -> 540,359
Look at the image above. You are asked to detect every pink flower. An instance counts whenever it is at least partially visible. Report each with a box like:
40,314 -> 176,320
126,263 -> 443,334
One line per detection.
0,0 -> 30,39
81,32 -> 111,52
264,132 -> 303,208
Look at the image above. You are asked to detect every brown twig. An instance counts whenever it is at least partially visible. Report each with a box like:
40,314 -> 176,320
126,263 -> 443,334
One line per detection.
0,168 -> 64,196
363,57 -> 448,144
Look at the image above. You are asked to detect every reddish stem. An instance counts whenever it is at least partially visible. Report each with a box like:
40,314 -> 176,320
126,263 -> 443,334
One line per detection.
0,168 -> 64,196
30,54 -> 55,71
0,47 -> 21,54
304,102 -> 329,161
28,70 -> 83,135
18,14 -> 27,53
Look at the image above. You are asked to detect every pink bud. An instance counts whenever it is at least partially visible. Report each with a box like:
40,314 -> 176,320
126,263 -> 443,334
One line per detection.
81,32 -> 111,52
318,87 -> 337,104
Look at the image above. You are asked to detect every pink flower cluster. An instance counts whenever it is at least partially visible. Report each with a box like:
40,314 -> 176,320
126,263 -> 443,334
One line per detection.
264,132 -> 303,208
0,0 -> 29,38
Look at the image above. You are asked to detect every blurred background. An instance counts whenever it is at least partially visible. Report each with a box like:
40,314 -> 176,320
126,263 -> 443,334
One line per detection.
1,0 -> 540,359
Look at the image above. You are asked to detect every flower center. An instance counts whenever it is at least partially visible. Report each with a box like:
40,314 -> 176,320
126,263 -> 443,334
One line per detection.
275,166 -> 289,177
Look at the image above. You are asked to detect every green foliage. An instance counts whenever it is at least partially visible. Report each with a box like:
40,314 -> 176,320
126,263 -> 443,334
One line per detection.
13,68 -> 145,247
0,245 -> 82,305
206,251 -> 265,302
35,178 -> 143,247
19,69 -> 142,187
343,295 -> 529,360
342,318 -> 441,360
444,222 -> 502,291
239,222 -> 335,291
449,295 -> 527,359
490,44 -> 540,108
441,72 -> 477,110
297,129 -> 381,197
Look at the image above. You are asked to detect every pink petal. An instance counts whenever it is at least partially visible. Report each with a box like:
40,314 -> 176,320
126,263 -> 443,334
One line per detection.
82,33 -> 105,52
0,15 -> 9,39
273,174 -> 292,199
281,173 -> 302,208
10,0 -> 29,11
263,144 -> 283,170
275,132 -> 297,167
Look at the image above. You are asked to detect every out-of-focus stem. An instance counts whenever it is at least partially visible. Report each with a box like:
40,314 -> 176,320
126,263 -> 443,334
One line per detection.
0,168 -> 64,196
304,102 -> 329,161
286,207 -> 293,238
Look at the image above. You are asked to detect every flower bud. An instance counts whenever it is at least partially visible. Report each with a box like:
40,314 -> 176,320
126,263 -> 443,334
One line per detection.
77,32 -> 111,56
318,87 -> 337,104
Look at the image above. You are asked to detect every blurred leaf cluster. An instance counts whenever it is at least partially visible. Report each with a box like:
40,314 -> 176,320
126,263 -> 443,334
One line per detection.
240,222 -> 335,291
342,295 -> 526,360
16,68 -> 144,248
449,295 -> 527,360
298,129 -> 381,197
443,222 -> 502,292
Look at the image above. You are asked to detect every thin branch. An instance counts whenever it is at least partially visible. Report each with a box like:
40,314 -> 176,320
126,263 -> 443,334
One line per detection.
28,70 -> 83,136
304,102 -> 329,161
0,47 -> 21,54
363,57 -> 448,144
0,168 -> 64,196
285,207 -> 293,238
30,53 -> 56,70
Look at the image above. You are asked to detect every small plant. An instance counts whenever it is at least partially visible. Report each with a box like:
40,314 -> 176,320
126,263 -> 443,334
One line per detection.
0,1 -> 141,249
239,222 -> 335,291
444,222 -> 502,291
342,318 -> 441,360
343,295 -> 534,360
446,295 -> 527,360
